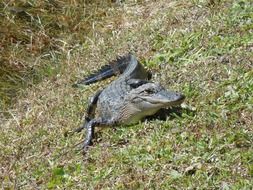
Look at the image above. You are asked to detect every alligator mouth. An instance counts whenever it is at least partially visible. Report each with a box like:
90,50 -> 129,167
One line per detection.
168,94 -> 185,106
141,94 -> 185,106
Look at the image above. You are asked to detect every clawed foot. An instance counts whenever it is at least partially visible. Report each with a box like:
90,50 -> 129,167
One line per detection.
80,141 -> 93,155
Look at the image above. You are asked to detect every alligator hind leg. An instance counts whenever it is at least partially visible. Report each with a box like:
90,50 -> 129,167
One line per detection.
83,118 -> 117,148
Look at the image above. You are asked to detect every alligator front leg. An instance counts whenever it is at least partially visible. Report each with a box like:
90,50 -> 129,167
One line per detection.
69,89 -> 103,135
84,118 -> 117,148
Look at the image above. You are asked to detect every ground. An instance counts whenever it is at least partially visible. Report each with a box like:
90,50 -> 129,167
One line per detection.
0,0 -> 252,189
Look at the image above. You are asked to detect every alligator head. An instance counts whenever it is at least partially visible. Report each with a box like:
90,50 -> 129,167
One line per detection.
120,82 -> 185,124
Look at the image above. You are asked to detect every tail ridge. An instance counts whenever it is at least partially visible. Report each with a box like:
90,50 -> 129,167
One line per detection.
74,53 -> 135,86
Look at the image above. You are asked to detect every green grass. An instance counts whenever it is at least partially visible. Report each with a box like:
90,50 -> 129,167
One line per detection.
1,0 -> 252,189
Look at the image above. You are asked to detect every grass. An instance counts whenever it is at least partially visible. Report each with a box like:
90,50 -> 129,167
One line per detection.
1,0 -> 252,189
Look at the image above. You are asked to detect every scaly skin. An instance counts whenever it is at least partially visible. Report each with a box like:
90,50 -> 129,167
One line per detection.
74,54 -> 185,150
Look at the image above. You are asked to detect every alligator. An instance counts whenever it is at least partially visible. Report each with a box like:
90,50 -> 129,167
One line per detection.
73,54 -> 185,150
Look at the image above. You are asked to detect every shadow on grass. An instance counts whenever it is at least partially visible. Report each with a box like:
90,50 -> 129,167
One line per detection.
146,106 -> 194,121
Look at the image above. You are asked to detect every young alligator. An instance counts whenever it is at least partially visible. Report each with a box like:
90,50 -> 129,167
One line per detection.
74,54 -> 185,149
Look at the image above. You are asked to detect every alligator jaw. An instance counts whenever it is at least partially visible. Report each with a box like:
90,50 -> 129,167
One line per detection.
120,86 -> 185,124
131,82 -> 185,110
140,90 -> 185,107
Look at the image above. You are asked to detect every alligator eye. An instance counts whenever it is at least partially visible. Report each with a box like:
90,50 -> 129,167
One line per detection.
144,89 -> 154,94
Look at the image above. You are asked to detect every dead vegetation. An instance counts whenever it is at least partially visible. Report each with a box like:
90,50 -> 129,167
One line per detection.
1,0 -> 252,189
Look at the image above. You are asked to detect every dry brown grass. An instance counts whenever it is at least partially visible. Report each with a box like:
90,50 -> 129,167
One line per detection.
1,0 -> 252,189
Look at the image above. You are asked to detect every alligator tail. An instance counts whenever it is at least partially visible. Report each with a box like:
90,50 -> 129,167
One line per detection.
73,54 -> 134,86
